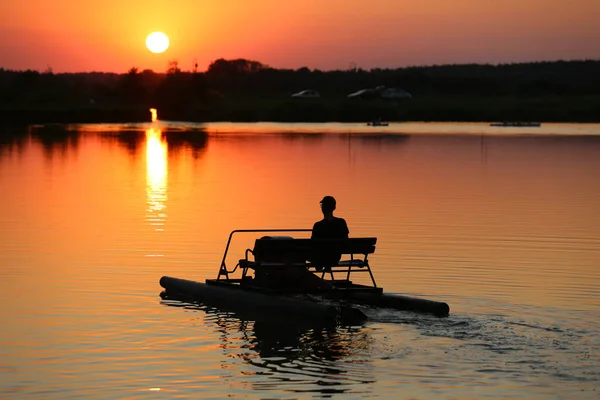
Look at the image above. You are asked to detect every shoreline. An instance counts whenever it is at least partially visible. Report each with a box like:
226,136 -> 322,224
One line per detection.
2,95 -> 599,125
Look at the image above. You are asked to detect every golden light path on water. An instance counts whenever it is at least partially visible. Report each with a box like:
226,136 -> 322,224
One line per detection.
145,126 -> 167,232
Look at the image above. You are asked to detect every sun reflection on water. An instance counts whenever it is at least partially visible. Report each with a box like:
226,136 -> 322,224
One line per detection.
146,127 -> 167,231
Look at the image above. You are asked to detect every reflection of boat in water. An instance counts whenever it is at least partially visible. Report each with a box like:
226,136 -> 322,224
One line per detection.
160,300 -> 374,390
160,229 -> 450,324
490,122 -> 541,127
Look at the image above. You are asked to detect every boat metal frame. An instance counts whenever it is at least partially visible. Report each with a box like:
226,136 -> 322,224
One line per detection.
212,229 -> 380,294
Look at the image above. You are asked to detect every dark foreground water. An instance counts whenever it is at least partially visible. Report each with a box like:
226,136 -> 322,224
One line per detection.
1,122 -> 599,399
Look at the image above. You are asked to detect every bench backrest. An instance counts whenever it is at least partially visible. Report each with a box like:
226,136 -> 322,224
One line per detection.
252,237 -> 377,263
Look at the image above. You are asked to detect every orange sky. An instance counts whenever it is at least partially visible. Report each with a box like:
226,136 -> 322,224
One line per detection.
1,0 -> 599,73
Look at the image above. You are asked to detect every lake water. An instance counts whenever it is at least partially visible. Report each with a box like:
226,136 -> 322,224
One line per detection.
1,121 -> 599,399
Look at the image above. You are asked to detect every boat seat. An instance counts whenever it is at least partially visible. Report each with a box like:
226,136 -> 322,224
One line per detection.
238,237 -> 378,287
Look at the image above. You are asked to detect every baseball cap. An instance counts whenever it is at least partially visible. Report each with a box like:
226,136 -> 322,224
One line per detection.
319,196 -> 336,208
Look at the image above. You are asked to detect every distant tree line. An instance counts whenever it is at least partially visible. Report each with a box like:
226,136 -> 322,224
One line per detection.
1,59 -> 599,123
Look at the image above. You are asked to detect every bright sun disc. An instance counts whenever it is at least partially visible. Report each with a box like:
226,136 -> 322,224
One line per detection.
146,32 -> 169,54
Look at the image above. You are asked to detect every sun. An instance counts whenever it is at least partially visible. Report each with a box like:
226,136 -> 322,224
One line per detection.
146,32 -> 169,54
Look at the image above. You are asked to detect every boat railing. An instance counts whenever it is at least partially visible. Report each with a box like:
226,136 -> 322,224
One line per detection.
218,229 -> 312,280
218,230 -> 378,290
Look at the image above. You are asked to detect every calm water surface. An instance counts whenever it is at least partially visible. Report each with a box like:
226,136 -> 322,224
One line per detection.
1,122 -> 599,399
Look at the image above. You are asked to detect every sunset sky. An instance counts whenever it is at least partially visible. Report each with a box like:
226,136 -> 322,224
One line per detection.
1,0 -> 599,73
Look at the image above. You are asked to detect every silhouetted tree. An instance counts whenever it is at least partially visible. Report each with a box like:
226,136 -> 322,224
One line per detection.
2,59 -> 600,123
115,67 -> 146,103
167,60 -> 181,75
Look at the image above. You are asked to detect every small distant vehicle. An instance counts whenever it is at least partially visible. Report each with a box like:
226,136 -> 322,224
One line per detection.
291,89 -> 320,98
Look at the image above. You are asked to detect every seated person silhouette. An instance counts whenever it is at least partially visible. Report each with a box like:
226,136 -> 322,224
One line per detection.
252,196 -> 348,291
310,196 -> 349,271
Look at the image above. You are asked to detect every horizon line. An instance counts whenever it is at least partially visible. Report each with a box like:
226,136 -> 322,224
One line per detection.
1,58 -> 599,75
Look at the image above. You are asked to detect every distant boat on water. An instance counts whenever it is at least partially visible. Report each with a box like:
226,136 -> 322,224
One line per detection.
367,118 -> 389,127
490,122 -> 541,127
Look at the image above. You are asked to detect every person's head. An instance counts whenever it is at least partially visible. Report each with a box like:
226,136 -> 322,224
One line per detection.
320,196 -> 337,214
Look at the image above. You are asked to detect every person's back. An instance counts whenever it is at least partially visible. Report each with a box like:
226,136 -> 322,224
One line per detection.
311,196 -> 349,270
312,217 -> 349,239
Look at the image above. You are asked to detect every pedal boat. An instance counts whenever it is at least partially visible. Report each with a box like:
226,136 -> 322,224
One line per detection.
160,229 -> 450,323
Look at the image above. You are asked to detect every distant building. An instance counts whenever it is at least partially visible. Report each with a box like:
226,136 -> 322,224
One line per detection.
380,87 -> 412,99
291,89 -> 320,98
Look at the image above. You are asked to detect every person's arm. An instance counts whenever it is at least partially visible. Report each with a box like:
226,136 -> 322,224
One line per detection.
342,219 -> 349,239
311,221 -> 319,239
